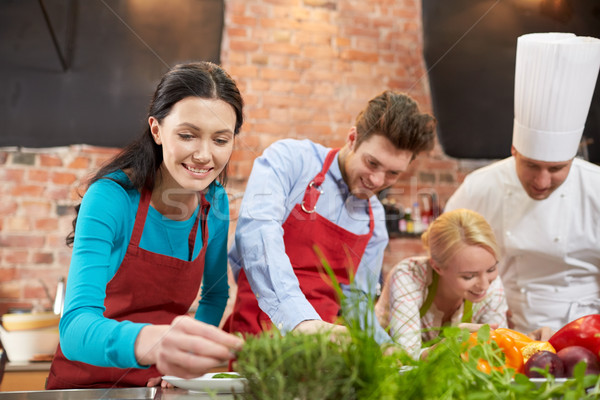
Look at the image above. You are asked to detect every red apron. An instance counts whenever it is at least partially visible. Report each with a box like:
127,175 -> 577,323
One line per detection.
46,188 -> 210,389
225,149 -> 374,335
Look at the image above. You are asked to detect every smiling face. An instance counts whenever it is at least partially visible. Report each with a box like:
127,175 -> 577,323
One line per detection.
511,146 -> 573,200
435,245 -> 498,304
340,128 -> 413,199
150,96 -> 236,193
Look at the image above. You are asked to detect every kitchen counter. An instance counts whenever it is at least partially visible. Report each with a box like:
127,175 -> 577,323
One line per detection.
1,362 -> 52,392
0,387 -> 236,399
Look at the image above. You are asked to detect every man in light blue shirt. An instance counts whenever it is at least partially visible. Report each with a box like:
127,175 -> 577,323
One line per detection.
226,91 -> 436,344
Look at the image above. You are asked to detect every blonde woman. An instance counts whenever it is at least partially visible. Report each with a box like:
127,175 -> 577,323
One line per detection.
376,208 -> 508,359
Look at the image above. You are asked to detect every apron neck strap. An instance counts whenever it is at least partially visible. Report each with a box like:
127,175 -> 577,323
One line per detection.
419,268 -> 473,323
301,149 -> 340,213
420,269 -> 439,318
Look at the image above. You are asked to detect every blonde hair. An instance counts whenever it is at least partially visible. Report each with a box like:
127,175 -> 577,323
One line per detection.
421,209 -> 499,267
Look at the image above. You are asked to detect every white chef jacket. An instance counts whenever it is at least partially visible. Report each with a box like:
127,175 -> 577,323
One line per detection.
445,156 -> 600,333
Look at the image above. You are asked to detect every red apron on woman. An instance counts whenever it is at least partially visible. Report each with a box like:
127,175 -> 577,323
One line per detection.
225,149 -> 374,335
47,188 -> 210,389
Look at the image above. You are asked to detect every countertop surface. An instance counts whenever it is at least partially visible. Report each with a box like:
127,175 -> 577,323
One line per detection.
0,387 -> 237,399
5,361 -> 52,372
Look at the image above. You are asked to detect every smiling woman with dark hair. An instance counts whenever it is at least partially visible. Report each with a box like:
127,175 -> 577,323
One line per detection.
47,62 -> 244,389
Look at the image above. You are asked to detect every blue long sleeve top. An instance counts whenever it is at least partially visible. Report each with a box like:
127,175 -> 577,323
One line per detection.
59,171 -> 230,368
228,139 -> 391,344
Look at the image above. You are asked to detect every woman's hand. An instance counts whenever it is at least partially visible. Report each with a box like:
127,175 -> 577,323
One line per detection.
135,315 -> 244,379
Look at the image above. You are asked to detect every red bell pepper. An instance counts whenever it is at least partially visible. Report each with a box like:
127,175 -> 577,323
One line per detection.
548,314 -> 600,357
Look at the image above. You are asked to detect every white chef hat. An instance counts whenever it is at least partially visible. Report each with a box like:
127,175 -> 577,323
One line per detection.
513,32 -> 600,162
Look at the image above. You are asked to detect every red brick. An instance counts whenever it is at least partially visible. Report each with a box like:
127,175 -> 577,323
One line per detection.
336,36 -> 351,47
247,3 -> 269,17
0,200 -> 18,216
32,252 -> 54,264
34,218 -> 59,231
304,70 -> 340,82
0,283 -> 22,300
340,49 -> 378,63
227,1 -> 246,15
234,134 -> 261,150
272,30 -> 292,43
229,40 -> 261,52
51,171 -> 78,185
228,65 -> 259,79
46,186 -> 72,201
10,184 -> 45,197
253,122 -> 288,135
4,249 -> 29,264
227,27 -> 248,38
270,81 -> 296,93
263,0 -> 299,6
21,200 -> 52,217
80,145 -> 121,155
0,266 -> 19,280
291,84 -> 313,96
262,94 -> 305,108
67,156 -> 91,169
5,217 -> 30,232
39,154 -> 63,167
265,55 -> 292,68
227,52 -> 247,65
251,55 -> 269,66
260,18 -> 301,30
0,168 -> 25,182
23,284 -> 51,302
247,107 -> 270,119
58,251 -> 72,267
230,149 -> 257,163
302,45 -> 333,59
229,15 -> 256,27
27,169 -> 51,182
263,43 -> 301,56
0,235 -> 45,248
296,124 -> 333,136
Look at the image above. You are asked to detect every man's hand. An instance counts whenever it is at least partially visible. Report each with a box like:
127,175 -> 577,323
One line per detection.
292,320 -> 350,345
457,322 -> 499,333
527,326 -> 555,341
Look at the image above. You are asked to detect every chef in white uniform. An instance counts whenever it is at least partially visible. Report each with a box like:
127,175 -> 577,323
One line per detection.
445,32 -> 600,334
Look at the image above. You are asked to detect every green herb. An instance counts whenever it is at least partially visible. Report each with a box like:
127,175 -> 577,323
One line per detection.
212,373 -> 240,379
232,249 -> 600,399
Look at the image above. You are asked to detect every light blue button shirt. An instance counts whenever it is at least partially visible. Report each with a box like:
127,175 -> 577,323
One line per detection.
229,139 -> 391,343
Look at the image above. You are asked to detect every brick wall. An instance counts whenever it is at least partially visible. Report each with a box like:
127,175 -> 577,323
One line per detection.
0,0 -> 483,316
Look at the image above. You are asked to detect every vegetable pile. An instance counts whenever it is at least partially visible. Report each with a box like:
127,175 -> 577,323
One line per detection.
232,257 -> 600,399
234,323 -> 600,400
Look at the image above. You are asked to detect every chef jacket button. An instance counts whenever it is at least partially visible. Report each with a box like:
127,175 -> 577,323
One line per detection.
520,287 -> 526,293
506,231 -> 511,236
554,237 -> 560,242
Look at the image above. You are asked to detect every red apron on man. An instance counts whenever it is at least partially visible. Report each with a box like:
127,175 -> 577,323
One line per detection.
225,149 -> 374,335
47,189 -> 210,389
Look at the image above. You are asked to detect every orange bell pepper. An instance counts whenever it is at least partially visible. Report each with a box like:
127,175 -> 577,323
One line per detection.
466,330 -> 524,375
494,328 -> 533,351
